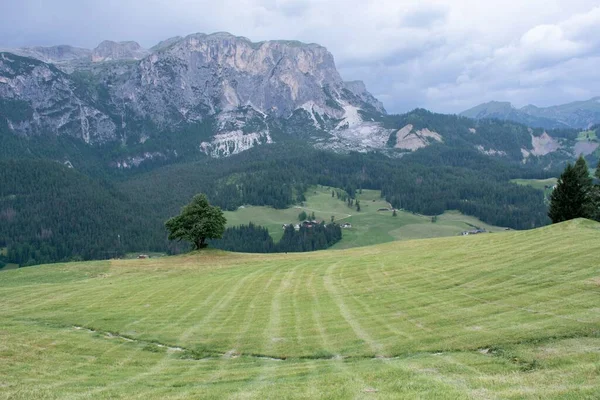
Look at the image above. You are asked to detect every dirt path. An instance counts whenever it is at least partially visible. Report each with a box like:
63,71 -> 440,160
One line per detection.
294,206 -> 353,221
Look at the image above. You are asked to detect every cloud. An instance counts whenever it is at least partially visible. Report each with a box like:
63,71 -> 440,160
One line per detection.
1,0 -> 600,113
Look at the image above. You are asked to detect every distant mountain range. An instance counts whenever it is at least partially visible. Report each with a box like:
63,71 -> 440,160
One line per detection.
461,98 -> 600,130
1,33 -> 599,168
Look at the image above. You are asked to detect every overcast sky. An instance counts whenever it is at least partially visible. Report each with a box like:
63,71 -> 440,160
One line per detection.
1,0 -> 600,114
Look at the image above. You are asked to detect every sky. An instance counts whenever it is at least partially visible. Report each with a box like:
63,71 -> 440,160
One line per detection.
1,0 -> 600,114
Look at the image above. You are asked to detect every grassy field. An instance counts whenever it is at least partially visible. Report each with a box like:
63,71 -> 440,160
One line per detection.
577,130 -> 598,141
1,219 -> 599,399
123,252 -> 168,260
511,178 -> 558,202
225,186 -> 505,246
511,178 -> 558,191
0,263 -> 19,271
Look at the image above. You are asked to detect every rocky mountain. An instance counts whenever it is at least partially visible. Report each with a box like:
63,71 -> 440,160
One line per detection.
461,99 -> 600,130
1,32 -> 597,171
0,52 -> 116,143
0,32 -> 390,160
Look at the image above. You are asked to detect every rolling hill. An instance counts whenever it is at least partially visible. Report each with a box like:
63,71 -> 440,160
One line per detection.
1,219 -> 599,399
222,186 -> 507,246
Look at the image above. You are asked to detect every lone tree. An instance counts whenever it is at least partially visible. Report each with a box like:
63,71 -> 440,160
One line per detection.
165,194 -> 226,250
548,156 -> 593,223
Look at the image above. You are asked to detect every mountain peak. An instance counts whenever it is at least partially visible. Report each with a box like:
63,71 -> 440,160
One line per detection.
92,40 -> 148,62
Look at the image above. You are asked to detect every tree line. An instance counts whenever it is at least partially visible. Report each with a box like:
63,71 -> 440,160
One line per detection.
209,222 -> 343,253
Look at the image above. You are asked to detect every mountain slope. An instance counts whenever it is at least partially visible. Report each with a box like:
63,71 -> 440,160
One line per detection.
1,219 -> 599,398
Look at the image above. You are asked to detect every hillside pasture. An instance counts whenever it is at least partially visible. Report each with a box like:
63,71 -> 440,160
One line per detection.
1,219 -> 599,398
224,186 -> 505,247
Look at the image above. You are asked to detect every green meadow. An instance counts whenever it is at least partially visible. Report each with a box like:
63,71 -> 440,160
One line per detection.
511,178 -> 558,191
1,219 -> 599,399
224,186 -> 505,245
577,130 -> 598,141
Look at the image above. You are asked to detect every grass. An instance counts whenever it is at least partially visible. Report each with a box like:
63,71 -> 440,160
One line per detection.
511,178 -> 558,202
577,130 -> 597,141
1,219 -> 599,398
225,186 -> 505,245
511,178 -> 557,191
123,252 -> 168,260
0,263 -> 19,271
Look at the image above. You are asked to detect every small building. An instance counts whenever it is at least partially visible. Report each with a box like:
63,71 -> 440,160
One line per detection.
461,229 -> 486,236
342,223 -> 352,229
138,254 -> 149,259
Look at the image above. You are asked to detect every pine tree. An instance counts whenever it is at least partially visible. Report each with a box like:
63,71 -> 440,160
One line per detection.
548,159 -> 593,223
298,211 -> 307,221
392,209 -> 397,217
574,156 -> 593,189
589,160 -> 600,221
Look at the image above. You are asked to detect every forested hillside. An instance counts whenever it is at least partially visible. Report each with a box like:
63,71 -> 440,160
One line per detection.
121,142 -> 553,229
0,160 -> 166,266
0,137 -> 557,267
3,106 -> 587,267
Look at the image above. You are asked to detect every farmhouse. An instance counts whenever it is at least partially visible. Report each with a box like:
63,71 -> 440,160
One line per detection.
461,229 -> 486,236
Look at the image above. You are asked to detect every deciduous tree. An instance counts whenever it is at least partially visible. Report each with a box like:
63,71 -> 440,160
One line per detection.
165,194 -> 226,250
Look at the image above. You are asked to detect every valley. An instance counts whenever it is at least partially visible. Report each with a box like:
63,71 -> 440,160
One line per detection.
224,186 -> 506,246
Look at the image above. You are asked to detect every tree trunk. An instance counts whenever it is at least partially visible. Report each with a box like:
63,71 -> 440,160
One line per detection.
195,237 -> 207,250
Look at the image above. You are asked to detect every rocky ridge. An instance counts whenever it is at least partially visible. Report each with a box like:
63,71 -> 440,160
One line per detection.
1,33 -> 595,167
0,32 -> 391,159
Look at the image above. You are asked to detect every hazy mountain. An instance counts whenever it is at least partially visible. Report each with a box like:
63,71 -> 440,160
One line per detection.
0,45 -> 92,64
461,99 -> 600,129
91,40 -> 149,62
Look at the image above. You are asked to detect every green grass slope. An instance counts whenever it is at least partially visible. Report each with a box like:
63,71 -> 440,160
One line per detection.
225,186 -> 505,245
1,219 -> 599,399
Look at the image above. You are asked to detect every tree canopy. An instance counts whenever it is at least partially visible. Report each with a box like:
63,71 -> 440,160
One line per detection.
165,194 -> 226,250
548,156 -> 594,223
